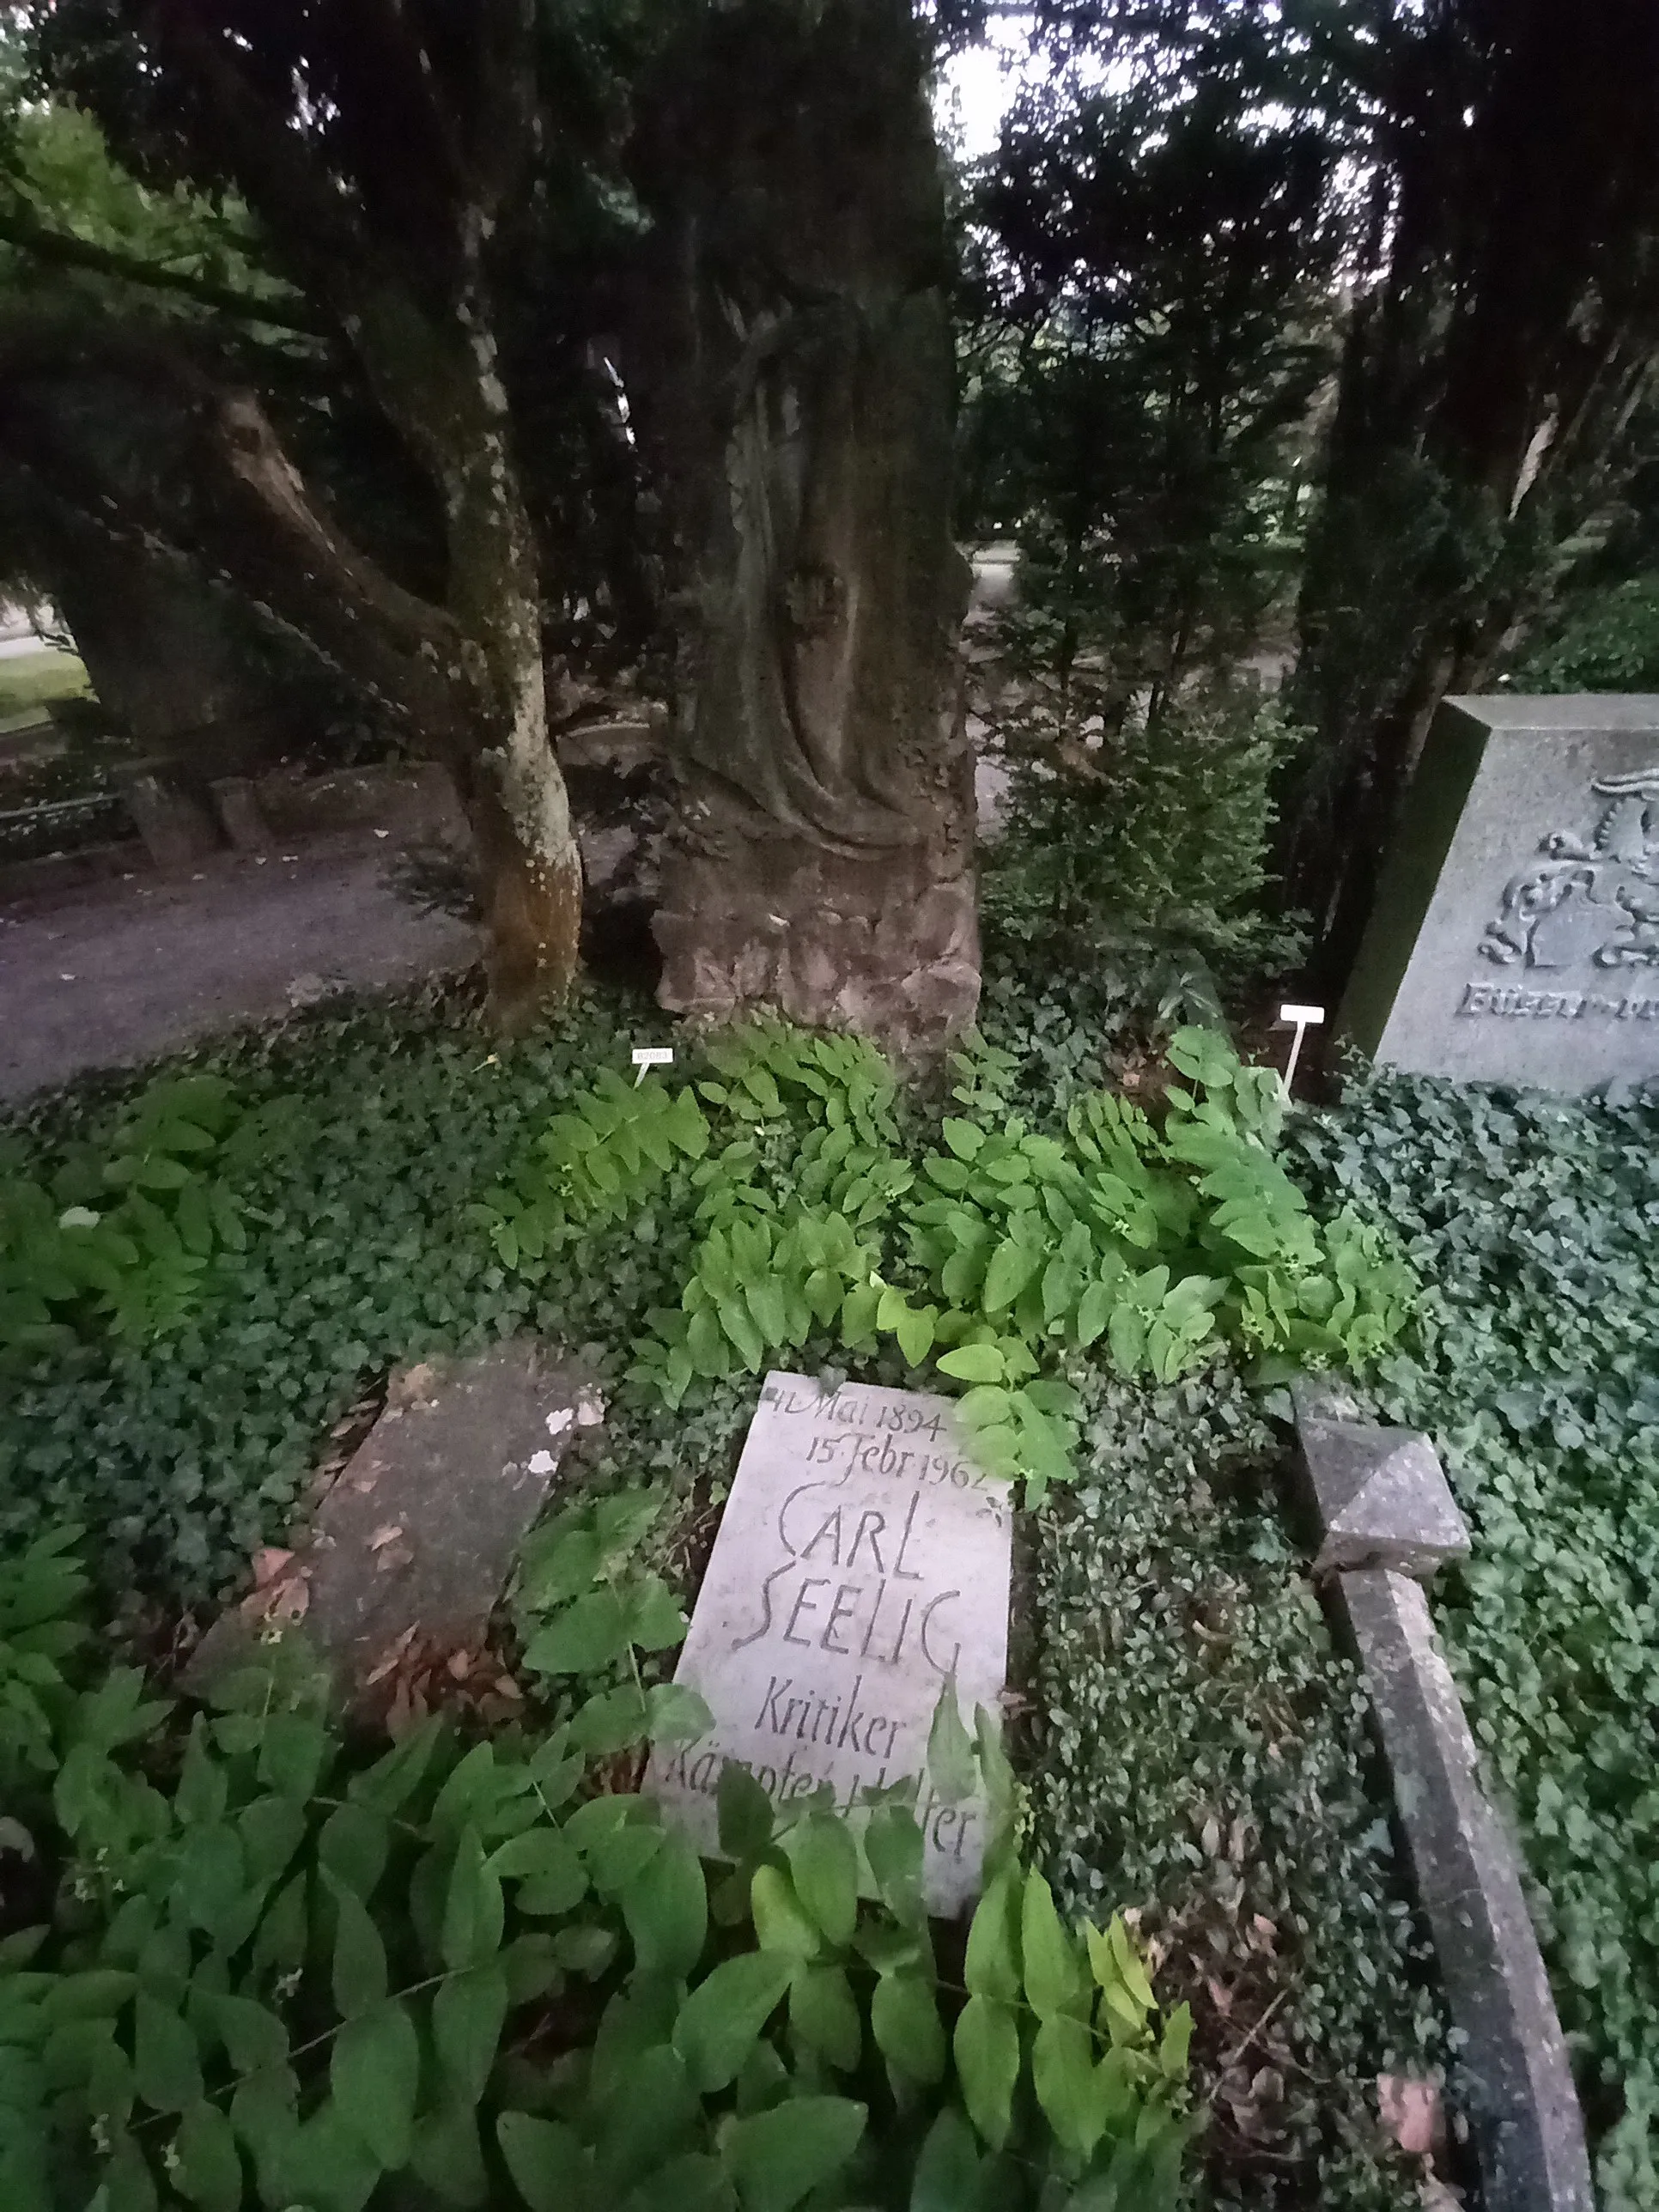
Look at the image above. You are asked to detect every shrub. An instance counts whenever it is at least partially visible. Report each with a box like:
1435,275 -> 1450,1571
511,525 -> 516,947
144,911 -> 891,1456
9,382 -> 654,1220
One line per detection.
981,683 -> 1306,1016
0,1518 -> 1195,2212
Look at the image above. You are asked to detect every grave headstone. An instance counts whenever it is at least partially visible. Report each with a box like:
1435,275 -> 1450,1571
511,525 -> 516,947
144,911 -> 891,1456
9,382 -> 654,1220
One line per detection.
187,1340 -> 603,1705
646,1371 -> 1012,1916
1340,694 -> 1659,1093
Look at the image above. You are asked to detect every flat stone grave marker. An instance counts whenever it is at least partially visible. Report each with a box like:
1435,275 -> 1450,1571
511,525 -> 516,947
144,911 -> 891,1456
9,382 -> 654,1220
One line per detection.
1341,693 -> 1659,1093
646,1370 -> 1012,1916
187,1339 -> 602,1705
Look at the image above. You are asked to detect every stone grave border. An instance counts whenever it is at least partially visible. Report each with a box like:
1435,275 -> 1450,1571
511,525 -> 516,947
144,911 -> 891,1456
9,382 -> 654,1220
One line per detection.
1289,1377 -> 1595,2212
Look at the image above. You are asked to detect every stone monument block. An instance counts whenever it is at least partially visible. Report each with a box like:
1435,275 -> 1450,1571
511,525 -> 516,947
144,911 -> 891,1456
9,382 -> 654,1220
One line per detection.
1291,1376 -> 1470,1582
1341,695 -> 1659,1092
646,1371 -> 1012,1916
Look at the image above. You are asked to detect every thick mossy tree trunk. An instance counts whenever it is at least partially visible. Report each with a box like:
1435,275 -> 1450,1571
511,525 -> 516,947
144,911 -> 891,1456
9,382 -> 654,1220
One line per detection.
1279,0 -> 1659,982
624,0 -> 977,1050
25,0 -> 585,1028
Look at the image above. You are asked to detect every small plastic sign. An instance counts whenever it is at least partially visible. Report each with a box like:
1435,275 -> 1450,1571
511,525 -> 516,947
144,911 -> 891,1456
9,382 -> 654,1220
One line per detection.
631,1046 -> 674,1085
1275,1004 -> 1327,1094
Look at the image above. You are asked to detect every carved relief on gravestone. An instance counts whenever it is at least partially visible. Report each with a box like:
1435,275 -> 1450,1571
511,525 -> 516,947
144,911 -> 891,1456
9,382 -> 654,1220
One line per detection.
645,1371 -> 1012,1917
1480,764 -> 1659,972
1340,696 -> 1659,1093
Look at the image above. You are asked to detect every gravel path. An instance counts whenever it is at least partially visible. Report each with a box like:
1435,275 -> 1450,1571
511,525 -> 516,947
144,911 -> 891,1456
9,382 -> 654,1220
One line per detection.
1,827 -> 477,1102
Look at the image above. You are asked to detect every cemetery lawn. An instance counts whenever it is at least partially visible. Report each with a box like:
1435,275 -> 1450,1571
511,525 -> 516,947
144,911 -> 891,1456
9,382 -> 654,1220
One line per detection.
14,969 -> 1652,2205
1293,1070 -> 1659,2212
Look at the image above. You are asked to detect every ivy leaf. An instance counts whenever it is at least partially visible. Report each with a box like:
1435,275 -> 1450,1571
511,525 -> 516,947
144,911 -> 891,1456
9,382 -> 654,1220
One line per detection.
953,1995 -> 1019,2149
720,2095 -> 866,2212
433,1962 -> 508,2110
332,2000 -> 420,2170
672,1953 -> 793,2093
785,1812 -> 859,1949
173,2100 -> 243,2212
870,1971 -> 945,2084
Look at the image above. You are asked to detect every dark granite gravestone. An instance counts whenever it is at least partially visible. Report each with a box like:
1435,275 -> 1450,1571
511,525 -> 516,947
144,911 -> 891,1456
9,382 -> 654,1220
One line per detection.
1340,695 -> 1659,1093
645,1371 -> 1012,1915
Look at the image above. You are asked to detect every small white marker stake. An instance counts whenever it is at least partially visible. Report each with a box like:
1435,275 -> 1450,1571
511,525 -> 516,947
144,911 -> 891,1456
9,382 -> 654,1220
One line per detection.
1277,1003 -> 1326,1096
631,1046 -> 674,1086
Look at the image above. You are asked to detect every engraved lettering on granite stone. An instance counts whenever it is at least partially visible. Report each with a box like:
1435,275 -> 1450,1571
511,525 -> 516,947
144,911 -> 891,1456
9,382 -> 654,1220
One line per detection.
645,1371 -> 1012,1915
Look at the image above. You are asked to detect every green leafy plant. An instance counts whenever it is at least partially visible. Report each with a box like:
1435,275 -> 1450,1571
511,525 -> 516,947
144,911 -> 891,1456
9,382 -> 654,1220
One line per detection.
981,684 -> 1307,1009
1293,1069 -> 1659,2210
510,1485 -> 714,1759
0,1075 -> 289,1358
0,1522 -> 1194,2212
492,1022 -> 1413,1504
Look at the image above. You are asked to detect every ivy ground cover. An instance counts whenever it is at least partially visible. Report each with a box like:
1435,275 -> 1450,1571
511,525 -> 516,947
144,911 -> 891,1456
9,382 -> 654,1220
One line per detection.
3,979 -> 1438,2205
1295,1072 -> 1659,2212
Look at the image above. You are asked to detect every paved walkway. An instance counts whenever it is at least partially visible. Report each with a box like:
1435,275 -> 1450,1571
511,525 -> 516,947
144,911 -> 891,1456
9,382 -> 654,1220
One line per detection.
1,828 -> 477,1101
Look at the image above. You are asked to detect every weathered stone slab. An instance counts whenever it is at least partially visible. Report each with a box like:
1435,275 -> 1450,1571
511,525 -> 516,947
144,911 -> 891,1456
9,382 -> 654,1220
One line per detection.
187,1340 -> 602,1703
210,775 -> 273,852
1340,1569 -> 1594,2212
646,1371 -> 1012,1915
1341,694 -> 1659,1093
1291,1376 -> 1470,1582
122,771 -> 219,869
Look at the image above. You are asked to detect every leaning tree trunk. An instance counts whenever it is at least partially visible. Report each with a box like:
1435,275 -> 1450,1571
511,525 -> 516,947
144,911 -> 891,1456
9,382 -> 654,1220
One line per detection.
625,0 -> 978,1051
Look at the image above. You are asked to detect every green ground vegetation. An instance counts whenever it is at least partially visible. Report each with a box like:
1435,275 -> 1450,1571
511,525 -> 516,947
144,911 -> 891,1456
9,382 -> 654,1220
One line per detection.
0,647 -> 88,725
1294,1073 -> 1659,2212
1,972 -> 1440,2208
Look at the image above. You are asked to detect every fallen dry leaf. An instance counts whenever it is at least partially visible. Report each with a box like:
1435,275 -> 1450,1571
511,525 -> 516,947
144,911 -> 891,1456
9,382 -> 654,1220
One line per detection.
447,1649 -> 476,1680
251,1547 -> 294,1589
364,1626 -> 422,1685
374,1541 -> 416,1574
264,1576 -> 310,1625
1378,2075 -> 1443,2160
368,1522 -> 405,1551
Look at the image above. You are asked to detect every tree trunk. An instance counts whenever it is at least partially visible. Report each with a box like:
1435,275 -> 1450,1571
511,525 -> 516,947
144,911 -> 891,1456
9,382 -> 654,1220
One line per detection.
625,0 -> 977,1051
48,531 -> 299,784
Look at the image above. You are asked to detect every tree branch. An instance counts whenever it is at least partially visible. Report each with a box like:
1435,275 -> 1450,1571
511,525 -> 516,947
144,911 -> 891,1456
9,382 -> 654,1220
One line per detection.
0,200 -> 326,335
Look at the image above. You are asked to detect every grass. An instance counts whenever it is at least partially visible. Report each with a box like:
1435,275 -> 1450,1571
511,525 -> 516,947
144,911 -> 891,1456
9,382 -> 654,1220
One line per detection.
0,646 -> 91,726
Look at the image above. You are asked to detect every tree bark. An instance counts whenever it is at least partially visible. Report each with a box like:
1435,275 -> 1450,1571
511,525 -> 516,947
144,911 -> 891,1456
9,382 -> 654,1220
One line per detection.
1280,0 -> 1659,986
27,0 -> 585,1024
623,0 -> 977,1050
